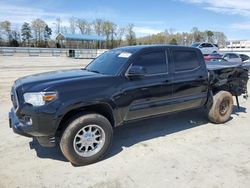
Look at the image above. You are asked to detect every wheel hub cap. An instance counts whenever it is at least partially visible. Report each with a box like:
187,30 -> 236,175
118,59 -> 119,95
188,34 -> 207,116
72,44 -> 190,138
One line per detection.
73,124 -> 105,157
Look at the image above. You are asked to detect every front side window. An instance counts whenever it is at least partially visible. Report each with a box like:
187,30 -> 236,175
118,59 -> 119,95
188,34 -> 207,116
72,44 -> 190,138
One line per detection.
173,50 -> 200,72
132,51 -> 167,75
191,43 -> 201,47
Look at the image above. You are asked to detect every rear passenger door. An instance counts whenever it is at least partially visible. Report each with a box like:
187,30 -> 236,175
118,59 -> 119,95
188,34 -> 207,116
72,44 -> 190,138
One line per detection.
171,49 -> 208,111
229,54 -> 242,63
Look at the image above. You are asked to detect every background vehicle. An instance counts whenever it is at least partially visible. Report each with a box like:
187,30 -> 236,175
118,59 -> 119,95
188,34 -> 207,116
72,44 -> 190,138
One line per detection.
222,53 -> 242,64
204,52 -> 222,61
191,42 -> 219,55
9,45 -> 249,165
240,54 -> 250,63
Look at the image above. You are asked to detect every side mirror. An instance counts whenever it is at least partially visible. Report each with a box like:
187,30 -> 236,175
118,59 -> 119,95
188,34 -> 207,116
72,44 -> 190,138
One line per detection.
126,65 -> 145,77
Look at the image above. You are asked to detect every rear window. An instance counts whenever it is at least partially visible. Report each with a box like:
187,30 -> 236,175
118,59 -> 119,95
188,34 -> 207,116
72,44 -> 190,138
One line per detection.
173,50 -> 200,72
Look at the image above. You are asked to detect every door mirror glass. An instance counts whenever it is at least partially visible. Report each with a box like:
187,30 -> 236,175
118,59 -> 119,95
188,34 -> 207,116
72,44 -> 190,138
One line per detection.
127,65 -> 145,77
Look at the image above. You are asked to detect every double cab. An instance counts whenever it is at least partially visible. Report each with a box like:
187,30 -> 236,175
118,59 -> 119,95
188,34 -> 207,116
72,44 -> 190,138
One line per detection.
9,45 -> 249,165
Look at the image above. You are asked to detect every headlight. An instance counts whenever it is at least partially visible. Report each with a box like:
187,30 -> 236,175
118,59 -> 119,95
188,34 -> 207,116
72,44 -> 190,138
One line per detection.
23,92 -> 57,106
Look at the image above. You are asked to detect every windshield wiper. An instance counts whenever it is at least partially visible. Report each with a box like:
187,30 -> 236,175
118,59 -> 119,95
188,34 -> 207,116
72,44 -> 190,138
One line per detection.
83,68 -> 100,74
90,70 -> 100,74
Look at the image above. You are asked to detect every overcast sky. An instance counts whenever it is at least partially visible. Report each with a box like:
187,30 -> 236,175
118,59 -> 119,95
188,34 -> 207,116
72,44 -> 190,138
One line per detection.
1,0 -> 250,40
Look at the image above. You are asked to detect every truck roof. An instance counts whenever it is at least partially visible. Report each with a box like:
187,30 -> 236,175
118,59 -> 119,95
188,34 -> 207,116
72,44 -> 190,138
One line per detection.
114,45 -> 198,52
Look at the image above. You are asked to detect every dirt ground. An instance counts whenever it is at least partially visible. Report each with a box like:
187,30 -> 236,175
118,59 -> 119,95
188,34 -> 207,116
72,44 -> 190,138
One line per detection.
0,56 -> 250,188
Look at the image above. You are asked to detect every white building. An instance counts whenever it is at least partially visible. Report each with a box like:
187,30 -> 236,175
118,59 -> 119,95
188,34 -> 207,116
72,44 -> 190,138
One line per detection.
227,40 -> 250,48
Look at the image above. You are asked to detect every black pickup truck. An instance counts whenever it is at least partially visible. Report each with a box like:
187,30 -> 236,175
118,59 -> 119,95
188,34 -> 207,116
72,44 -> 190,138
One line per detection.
9,45 -> 249,165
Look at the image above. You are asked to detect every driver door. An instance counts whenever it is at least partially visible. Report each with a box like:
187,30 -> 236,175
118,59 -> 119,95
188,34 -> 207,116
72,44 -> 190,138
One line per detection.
118,48 -> 173,121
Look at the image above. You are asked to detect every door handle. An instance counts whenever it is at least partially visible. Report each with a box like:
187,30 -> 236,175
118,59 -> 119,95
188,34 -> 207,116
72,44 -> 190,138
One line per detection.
141,87 -> 148,91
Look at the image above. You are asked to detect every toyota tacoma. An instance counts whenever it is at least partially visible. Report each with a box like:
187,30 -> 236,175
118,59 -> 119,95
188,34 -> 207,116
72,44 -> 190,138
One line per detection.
9,45 -> 249,165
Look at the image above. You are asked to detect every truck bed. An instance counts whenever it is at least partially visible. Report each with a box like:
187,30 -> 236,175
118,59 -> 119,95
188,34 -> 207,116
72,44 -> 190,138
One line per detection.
206,61 -> 249,96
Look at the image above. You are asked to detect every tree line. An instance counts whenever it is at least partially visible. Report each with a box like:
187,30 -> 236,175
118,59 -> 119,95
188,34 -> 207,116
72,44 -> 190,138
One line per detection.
0,19 -> 52,47
137,27 -> 227,47
0,18 -> 227,48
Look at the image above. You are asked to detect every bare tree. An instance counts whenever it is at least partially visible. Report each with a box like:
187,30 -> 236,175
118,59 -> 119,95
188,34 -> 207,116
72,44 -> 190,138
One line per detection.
0,20 -> 12,44
213,32 -> 227,47
69,17 -> 77,34
126,23 -> 136,45
93,19 -> 104,36
77,19 -> 90,34
102,21 -> 115,48
110,23 -> 117,48
116,26 -> 125,46
191,27 -> 204,43
31,18 -> 47,46
61,26 -> 69,35
54,18 -> 62,35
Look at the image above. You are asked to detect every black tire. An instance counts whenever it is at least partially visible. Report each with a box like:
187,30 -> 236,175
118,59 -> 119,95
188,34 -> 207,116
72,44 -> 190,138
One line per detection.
60,113 -> 113,166
207,91 -> 234,124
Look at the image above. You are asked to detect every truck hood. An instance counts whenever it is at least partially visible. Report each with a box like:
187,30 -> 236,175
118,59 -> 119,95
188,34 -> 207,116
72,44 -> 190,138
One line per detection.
15,69 -> 102,91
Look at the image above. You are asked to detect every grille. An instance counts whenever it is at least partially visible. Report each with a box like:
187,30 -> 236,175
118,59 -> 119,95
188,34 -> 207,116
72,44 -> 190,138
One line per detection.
11,87 -> 19,110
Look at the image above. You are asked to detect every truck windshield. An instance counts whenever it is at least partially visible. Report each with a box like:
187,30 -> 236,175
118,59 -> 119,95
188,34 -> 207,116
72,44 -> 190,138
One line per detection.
85,50 -> 134,75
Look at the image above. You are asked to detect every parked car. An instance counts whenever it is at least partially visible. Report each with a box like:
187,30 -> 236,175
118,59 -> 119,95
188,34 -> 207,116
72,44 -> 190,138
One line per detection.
222,53 -> 242,64
9,45 -> 249,165
240,54 -> 250,63
204,53 -> 222,61
191,42 -> 219,55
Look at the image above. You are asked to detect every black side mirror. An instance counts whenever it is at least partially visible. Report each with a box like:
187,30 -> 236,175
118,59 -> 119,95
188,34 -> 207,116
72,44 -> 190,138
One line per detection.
126,65 -> 145,77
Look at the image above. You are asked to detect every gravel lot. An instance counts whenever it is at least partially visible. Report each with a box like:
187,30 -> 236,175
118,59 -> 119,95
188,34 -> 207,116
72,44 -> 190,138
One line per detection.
0,56 -> 250,188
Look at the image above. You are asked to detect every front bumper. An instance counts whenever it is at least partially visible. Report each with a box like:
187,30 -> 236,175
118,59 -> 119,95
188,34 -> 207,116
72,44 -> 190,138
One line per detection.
9,108 -> 33,137
9,108 -> 56,147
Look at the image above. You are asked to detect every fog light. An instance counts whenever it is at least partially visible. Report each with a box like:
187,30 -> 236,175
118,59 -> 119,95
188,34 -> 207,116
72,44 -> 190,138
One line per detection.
24,116 -> 33,126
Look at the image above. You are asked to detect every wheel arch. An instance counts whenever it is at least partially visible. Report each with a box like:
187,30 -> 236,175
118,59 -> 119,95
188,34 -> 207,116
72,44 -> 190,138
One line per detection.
56,102 -> 115,136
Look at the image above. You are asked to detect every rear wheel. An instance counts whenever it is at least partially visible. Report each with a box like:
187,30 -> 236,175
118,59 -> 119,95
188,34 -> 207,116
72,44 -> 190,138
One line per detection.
60,113 -> 113,165
207,91 -> 234,123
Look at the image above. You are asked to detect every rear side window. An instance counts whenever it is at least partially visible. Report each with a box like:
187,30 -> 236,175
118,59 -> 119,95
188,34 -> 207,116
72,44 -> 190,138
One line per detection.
206,43 -> 214,47
133,51 -> 167,75
173,50 -> 200,72
201,43 -> 206,47
229,54 -> 239,58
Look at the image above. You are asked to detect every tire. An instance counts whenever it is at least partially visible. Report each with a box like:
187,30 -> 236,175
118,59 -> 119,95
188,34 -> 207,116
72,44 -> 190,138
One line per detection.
60,113 -> 113,166
207,91 -> 234,124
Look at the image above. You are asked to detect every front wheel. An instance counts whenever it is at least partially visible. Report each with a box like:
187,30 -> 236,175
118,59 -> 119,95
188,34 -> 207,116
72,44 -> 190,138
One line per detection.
60,113 -> 113,165
207,91 -> 234,124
